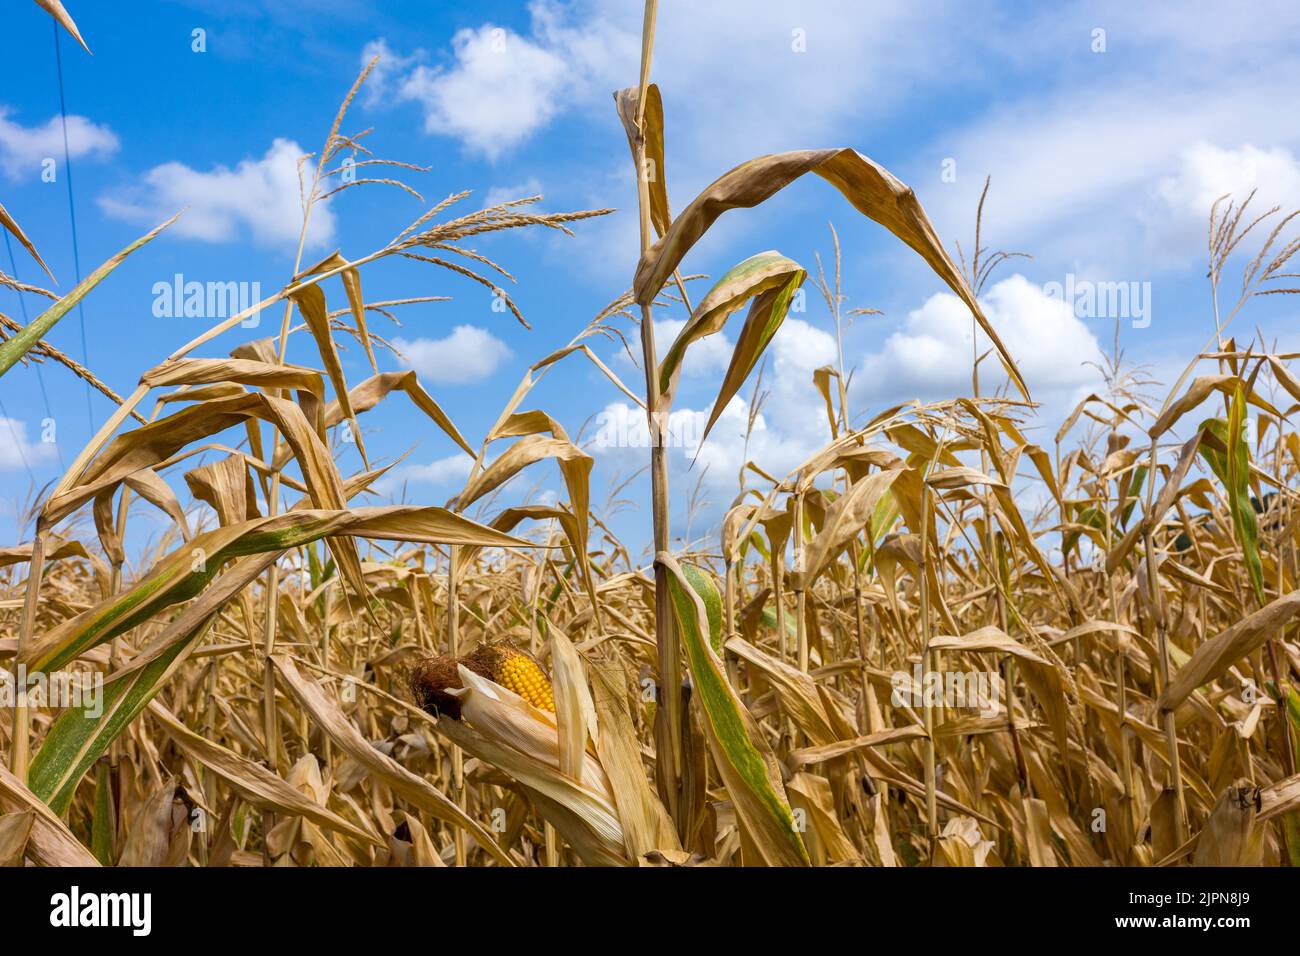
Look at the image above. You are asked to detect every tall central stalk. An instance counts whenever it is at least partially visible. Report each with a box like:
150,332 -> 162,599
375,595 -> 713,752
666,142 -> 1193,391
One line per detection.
629,0 -> 684,830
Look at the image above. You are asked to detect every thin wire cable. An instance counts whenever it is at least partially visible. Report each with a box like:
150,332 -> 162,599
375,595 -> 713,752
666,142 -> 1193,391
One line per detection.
53,20 -> 95,432
0,395 -> 37,486
3,230 -> 66,470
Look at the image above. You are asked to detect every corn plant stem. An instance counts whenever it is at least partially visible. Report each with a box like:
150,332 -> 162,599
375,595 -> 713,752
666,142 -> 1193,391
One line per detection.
793,485 -> 808,674
259,487 -> 283,865
1142,435 -> 1188,845
642,307 -> 682,825
629,0 -> 684,834
919,440 -> 943,853
9,532 -> 43,777
971,315 -> 1035,825
772,549 -> 788,662
447,543 -> 468,866
724,559 -> 740,687
1102,471 -> 1137,851
104,483 -> 131,855
258,293 -> 303,863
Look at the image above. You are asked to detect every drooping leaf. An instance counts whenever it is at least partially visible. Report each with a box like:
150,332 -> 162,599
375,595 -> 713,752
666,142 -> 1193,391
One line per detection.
658,251 -> 802,394
271,655 -> 515,866
1160,588 -> 1300,711
632,148 -> 1028,399
147,701 -> 382,846
613,83 -> 671,237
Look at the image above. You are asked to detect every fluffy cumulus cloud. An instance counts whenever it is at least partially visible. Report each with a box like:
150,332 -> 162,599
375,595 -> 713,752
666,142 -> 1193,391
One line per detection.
395,20 -> 577,160
618,318 -> 735,380
768,317 -> 838,413
0,417 -> 57,471
97,138 -> 334,248
359,38 -> 424,107
857,274 -> 1103,401
898,4 -> 1300,274
376,452 -> 474,497
392,325 -> 512,384
591,396 -> 807,497
1143,142 -> 1300,261
593,315 -> 841,522
0,107 -> 118,179
368,0 -> 934,163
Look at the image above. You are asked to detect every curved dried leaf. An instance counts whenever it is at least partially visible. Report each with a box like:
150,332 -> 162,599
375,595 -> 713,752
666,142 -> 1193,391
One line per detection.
632,148 -> 1027,398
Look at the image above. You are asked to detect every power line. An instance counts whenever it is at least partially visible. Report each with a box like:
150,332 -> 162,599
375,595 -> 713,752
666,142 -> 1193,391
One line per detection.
53,20 -> 95,433
0,396 -> 37,486
3,230 -> 65,471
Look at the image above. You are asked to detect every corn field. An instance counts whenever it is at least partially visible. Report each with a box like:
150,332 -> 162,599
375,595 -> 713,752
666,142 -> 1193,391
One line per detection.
1,0 -> 1299,869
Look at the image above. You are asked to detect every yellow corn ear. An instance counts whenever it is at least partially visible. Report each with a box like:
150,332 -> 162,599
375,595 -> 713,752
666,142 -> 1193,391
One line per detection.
493,648 -> 555,713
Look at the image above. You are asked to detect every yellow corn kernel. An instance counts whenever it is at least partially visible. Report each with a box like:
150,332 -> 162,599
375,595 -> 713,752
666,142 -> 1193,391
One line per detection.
494,648 -> 554,712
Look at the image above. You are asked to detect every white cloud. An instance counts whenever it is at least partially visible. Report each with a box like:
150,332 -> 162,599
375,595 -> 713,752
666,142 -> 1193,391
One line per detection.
857,275 -> 1103,401
0,107 -> 118,179
379,0 -> 940,164
1154,142 -> 1300,218
592,396 -> 813,496
393,325 -> 511,384
629,318 -> 734,379
1143,142 -> 1300,262
593,316 -> 840,514
97,138 -> 333,248
397,21 -> 575,160
756,316 -> 842,437
0,417 -> 57,471
360,38 -> 424,107
771,317 -> 837,389
373,452 -> 473,499
391,454 -> 473,486
919,46 -> 1300,276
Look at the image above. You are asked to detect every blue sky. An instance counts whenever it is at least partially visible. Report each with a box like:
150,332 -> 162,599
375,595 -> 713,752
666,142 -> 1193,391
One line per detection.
2,0 -> 1299,561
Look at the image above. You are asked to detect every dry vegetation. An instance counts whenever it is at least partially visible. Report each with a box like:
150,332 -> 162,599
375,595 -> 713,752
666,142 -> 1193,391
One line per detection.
1,0 -> 1299,868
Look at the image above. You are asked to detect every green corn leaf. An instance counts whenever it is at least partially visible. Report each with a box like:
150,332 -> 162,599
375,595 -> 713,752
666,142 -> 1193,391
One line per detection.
0,215 -> 176,379
661,552 -> 808,865
90,764 -> 114,865
27,506 -> 533,811
681,563 -> 723,653
658,251 -> 804,395
1119,465 -> 1147,529
22,506 -> 531,674
1198,395 -> 1265,605
31,613 -> 220,814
